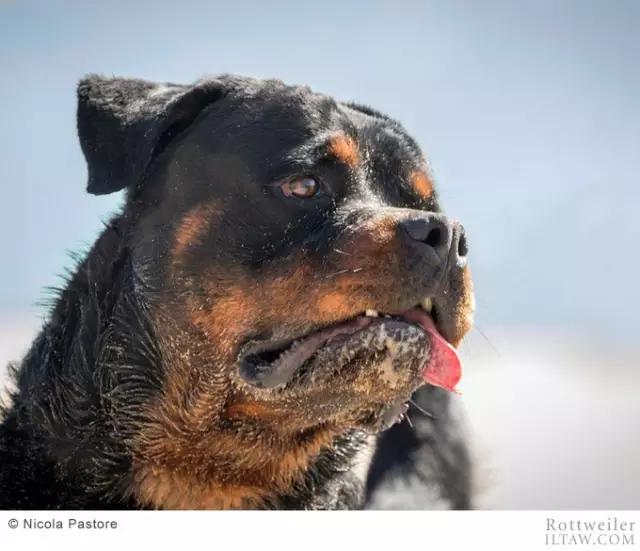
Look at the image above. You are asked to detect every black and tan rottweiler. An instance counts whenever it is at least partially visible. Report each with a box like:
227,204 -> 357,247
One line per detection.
0,75 -> 474,509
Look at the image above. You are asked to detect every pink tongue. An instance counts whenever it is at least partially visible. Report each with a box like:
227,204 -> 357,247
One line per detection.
401,309 -> 462,392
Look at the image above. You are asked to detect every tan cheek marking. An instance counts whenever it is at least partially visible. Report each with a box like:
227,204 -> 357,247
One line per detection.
327,134 -> 360,167
225,401 -> 285,421
186,216 -> 403,352
410,170 -> 434,199
189,287 -> 255,356
337,216 -> 400,267
172,203 -> 221,260
315,290 -> 355,320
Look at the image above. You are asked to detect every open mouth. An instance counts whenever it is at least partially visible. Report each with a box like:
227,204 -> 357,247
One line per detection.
238,298 -> 461,392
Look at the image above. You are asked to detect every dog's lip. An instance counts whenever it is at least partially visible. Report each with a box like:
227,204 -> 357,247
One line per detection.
237,302 -> 462,391
238,316 -> 376,388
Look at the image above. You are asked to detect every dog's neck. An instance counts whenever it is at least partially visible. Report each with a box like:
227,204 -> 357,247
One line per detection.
130,429 -> 373,509
0,217 -> 137,507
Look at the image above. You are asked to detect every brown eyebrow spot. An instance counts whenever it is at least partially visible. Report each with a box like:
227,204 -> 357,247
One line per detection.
409,170 -> 434,199
327,134 -> 360,167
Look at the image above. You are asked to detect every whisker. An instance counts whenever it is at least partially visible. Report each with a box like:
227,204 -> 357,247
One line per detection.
404,411 -> 414,428
474,324 -> 501,357
324,269 -> 351,279
409,399 -> 436,419
324,267 -> 363,279
333,248 -> 353,256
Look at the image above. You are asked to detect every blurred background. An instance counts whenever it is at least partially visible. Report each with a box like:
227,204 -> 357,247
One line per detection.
1,0 -> 638,508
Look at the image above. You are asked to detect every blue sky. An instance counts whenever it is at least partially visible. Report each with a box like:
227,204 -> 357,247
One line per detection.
1,0 -> 638,342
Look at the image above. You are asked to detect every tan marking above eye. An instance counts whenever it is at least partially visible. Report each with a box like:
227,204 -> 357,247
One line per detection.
409,170 -> 434,199
327,134 -> 360,167
280,176 -> 319,198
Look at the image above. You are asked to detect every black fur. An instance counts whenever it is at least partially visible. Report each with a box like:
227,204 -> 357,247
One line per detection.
1,74 -> 473,510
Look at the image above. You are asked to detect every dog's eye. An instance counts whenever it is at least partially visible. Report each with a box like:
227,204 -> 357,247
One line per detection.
280,176 -> 320,199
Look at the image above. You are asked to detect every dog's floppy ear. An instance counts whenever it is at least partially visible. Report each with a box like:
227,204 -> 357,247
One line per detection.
77,75 -> 227,195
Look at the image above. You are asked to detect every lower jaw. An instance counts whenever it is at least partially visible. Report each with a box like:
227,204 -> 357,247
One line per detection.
238,314 -> 431,391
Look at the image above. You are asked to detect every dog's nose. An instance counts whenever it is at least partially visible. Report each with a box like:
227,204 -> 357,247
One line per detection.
399,215 -> 468,265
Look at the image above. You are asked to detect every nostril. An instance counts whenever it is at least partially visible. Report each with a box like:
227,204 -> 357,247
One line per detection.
425,227 -> 442,248
400,217 -> 451,251
401,219 -> 429,242
457,231 -> 468,258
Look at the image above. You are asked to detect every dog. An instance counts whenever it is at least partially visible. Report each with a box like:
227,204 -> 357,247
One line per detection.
0,75 -> 474,509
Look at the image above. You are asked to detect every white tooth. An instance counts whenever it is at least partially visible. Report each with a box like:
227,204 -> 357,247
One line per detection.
421,298 -> 433,313
365,309 -> 379,317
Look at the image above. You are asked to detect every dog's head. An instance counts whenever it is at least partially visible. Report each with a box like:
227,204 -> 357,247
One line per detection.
78,75 -> 474,507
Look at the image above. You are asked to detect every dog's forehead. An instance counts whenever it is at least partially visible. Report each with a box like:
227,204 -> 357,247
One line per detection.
198,80 -> 424,166
163,79 -> 434,208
